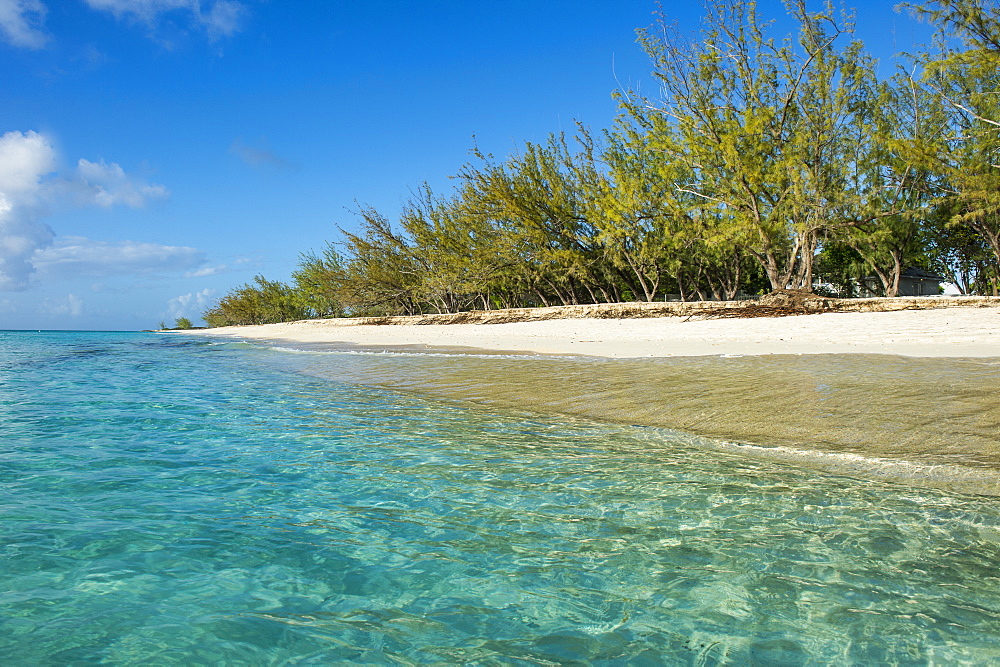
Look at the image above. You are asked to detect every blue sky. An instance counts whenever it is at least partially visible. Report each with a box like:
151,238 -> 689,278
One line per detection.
1,0 -> 934,330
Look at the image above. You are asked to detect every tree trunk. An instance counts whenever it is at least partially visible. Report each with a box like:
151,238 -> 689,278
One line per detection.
975,223 -> 1000,271
886,251 -> 903,298
624,254 -> 657,301
793,231 -> 818,290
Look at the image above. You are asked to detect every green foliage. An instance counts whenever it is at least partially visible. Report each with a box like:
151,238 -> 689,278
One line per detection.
292,247 -> 346,318
174,317 -> 193,330
924,200 -> 999,294
897,0 -> 1000,272
336,206 -> 424,316
632,0 -> 919,291
203,275 -> 309,327
902,0 -> 1000,74
460,134 -> 606,306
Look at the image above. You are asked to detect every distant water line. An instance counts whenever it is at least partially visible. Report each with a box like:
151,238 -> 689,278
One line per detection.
2,331 -> 1000,663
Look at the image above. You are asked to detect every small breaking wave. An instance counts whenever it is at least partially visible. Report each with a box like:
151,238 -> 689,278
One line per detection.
703,439 -> 1000,497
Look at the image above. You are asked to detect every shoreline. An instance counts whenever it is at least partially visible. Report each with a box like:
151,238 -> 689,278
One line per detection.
170,305 -> 1000,496
177,300 -> 1000,359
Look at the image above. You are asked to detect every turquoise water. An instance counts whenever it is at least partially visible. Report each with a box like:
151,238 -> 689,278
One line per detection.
2,331 -> 1000,664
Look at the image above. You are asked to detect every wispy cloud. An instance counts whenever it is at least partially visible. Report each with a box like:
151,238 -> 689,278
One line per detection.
39,292 -> 84,317
167,287 -> 214,320
184,264 -> 225,278
230,138 -> 293,169
76,158 -> 168,207
0,0 -> 48,49
84,0 -> 248,40
33,235 -> 206,278
75,43 -> 112,69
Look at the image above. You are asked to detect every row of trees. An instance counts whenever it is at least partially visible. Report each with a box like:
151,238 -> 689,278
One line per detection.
205,0 -> 1000,326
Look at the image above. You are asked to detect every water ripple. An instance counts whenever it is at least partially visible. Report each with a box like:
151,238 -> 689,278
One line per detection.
1,332 -> 999,663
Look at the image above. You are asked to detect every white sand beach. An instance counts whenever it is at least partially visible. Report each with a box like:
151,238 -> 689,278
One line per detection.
185,303 -> 1000,358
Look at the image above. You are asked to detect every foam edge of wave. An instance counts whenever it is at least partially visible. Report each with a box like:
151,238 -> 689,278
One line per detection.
706,439 -> 1000,497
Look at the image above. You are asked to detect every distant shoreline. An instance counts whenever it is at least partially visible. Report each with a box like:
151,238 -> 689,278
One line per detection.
173,296 -> 1000,359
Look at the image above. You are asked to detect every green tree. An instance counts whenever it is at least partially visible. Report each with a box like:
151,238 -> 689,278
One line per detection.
902,0 -> 1000,80
204,275 -> 309,326
292,246 -> 346,318
924,199 -> 998,294
174,317 -> 193,330
900,0 -> 1000,279
336,206 -> 424,316
830,67 -> 946,296
613,106 -> 761,300
460,135 -> 608,305
634,0 -> 880,291
399,185 -> 515,312
583,122 -> 675,301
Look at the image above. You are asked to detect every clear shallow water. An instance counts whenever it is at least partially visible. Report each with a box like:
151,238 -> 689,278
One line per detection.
269,343 -> 1000,495
2,331 -> 1000,664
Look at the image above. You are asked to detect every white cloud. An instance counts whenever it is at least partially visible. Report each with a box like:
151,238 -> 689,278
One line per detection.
184,264 -> 225,278
84,0 -> 247,39
167,287 -> 214,319
0,129 -> 176,290
39,293 -> 84,317
33,235 -> 206,277
77,158 -> 168,207
0,130 -> 57,290
201,0 -> 242,37
0,129 -> 56,196
0,0 -> 48,49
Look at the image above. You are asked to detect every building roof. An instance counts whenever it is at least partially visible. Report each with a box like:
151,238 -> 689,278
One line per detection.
901,267 -> 947,282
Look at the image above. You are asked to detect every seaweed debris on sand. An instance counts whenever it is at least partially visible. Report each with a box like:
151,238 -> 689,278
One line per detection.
343,291 -> 999,326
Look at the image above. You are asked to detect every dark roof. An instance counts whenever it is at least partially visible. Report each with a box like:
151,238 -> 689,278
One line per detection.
901,267 -> 947,282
